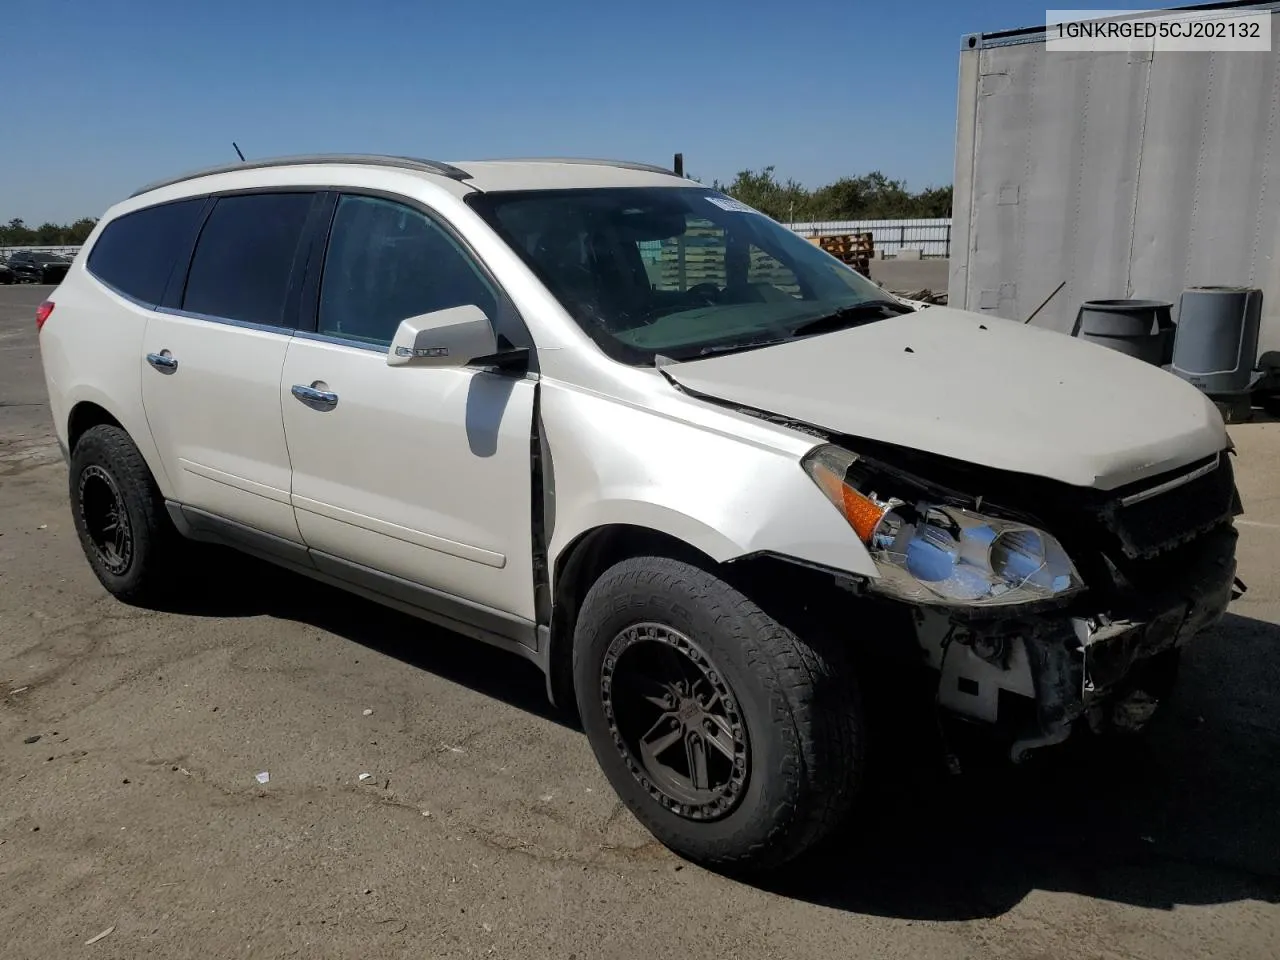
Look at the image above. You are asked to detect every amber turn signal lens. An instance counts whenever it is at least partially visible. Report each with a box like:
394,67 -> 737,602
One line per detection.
807,459 -> 888,543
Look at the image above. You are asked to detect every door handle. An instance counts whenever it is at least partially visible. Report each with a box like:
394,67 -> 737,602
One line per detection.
146,351 -> 178,371
291,382 -> 339,408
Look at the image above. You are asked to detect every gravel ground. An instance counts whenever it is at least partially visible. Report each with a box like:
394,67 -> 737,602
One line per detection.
0,284 -> 1277,959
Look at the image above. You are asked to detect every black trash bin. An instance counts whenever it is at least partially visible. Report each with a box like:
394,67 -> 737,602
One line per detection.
1071,299 -> 1174,366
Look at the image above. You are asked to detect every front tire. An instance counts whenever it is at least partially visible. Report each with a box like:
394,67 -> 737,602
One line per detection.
573,556 -> 863,871
69,425 -> 182,605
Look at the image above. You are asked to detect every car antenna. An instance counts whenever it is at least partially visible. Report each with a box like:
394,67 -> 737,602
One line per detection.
232,142 -> 246,162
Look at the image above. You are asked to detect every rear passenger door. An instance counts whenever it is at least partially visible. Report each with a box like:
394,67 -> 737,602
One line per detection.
141,191 -> 322,546
280,192 -> 539,626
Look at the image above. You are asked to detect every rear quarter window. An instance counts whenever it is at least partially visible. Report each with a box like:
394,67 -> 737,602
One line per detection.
86,198 -> 207,305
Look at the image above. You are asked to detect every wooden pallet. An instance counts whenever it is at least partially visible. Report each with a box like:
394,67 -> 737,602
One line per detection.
815,232 -> 874,277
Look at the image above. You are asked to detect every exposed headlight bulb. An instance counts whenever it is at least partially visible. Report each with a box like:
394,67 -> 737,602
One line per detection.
802,444 -> 1083,608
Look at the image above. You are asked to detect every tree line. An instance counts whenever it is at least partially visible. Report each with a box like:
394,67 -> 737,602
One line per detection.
1,217 -> 98,247
709,167 -> 952,222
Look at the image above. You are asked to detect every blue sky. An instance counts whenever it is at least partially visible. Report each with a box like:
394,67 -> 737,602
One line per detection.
1,0 -> 1180,224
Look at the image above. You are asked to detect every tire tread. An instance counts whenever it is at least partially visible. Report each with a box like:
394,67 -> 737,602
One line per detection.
575,556 -> 862,870
70,425 -> 180,604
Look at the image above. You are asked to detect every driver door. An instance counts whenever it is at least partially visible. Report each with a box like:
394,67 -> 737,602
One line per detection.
280,193 -> 539,631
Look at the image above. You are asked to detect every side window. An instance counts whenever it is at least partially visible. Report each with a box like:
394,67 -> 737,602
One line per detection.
317,194 -> 499,346
182,192 -> 315,327
87,198 -> 207,305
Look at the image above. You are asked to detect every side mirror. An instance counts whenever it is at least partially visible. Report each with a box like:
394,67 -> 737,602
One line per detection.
387,305 -> 498,368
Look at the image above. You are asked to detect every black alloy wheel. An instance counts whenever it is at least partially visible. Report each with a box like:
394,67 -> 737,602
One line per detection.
601,622 -> 749,821
76,463 -> 134,576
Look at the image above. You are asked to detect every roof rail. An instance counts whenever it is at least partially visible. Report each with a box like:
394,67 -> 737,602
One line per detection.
470,157 -> 681,177
129,154 -> 471,198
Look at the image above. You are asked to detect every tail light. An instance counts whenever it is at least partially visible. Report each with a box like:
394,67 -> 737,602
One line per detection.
35,300 -> 54,332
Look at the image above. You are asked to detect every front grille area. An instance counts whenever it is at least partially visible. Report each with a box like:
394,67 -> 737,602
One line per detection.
1106,454 -> 1238,559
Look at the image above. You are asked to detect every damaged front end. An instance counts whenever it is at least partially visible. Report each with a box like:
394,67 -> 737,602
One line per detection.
804,440 -> 1244,762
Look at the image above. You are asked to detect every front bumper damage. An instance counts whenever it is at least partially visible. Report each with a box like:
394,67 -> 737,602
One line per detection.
916,525 -> 1240,762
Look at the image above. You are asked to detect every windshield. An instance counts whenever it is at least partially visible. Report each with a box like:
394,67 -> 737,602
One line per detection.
34,254 -> 67,263
467,187 -> 899,363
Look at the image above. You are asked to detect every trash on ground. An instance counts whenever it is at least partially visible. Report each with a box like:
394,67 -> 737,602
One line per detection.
9,687 -> 28,695
36,524 -> 47,531
358,773 -> 372,782
362,708 -> 373,716
441,745 -> 465,754
23,735 -> 40,745
255,771 -> 270,785
84,926 -> 115,946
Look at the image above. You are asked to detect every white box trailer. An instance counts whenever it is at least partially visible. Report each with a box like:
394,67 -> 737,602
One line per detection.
949,1 -> 1280,374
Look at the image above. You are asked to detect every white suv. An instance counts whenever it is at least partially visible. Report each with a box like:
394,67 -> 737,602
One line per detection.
38,154 -> 1241,869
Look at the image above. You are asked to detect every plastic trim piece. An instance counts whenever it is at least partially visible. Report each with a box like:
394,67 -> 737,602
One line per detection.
1117,453 -> 1221,507
166,501 -> 543,660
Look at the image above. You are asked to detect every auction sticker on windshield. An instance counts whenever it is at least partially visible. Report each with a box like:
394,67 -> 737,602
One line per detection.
706,195 -> 763,215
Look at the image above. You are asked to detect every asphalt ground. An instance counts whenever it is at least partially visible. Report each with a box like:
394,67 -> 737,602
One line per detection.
0,283 -> 1277,958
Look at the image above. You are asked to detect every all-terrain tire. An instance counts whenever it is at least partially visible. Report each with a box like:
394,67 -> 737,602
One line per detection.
573,556 -> 863,871
69,424 -> 183,605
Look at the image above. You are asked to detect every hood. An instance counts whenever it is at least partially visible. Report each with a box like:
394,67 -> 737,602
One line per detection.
664,306 -> 1227,491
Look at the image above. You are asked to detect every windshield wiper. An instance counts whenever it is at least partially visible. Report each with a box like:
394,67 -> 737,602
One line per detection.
656,336 -> 793,364
787,299 -> 911,339
654,299 -> 911,365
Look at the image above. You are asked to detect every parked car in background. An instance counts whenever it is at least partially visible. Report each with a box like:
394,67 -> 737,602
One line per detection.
8,251 -> 71,284
35,154 -> 1242,872
0,258 -> 15,284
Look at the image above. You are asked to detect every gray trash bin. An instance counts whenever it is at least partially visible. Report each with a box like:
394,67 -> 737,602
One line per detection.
1071,299 -> 1175,365
1171,286 -> 1263,395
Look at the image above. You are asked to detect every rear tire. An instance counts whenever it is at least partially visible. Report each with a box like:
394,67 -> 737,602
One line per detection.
69,425 -> 182,605
573,556 -> 863,871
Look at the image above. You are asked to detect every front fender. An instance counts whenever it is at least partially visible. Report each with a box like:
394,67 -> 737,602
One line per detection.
540,379 -> 878,581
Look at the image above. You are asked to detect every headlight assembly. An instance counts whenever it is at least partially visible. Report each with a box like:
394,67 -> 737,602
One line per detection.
803,445 -> 1083,607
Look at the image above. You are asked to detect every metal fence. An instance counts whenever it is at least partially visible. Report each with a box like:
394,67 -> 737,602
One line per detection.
783,219 -> 952,259
0,245 -> 81,259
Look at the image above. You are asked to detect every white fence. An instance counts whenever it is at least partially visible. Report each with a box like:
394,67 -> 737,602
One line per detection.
783,219 -> 952,258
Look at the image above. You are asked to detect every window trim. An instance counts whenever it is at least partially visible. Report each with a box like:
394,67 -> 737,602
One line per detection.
297,187 -> 536,370
293,328 -> 387,354
153,305 -> 298,337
